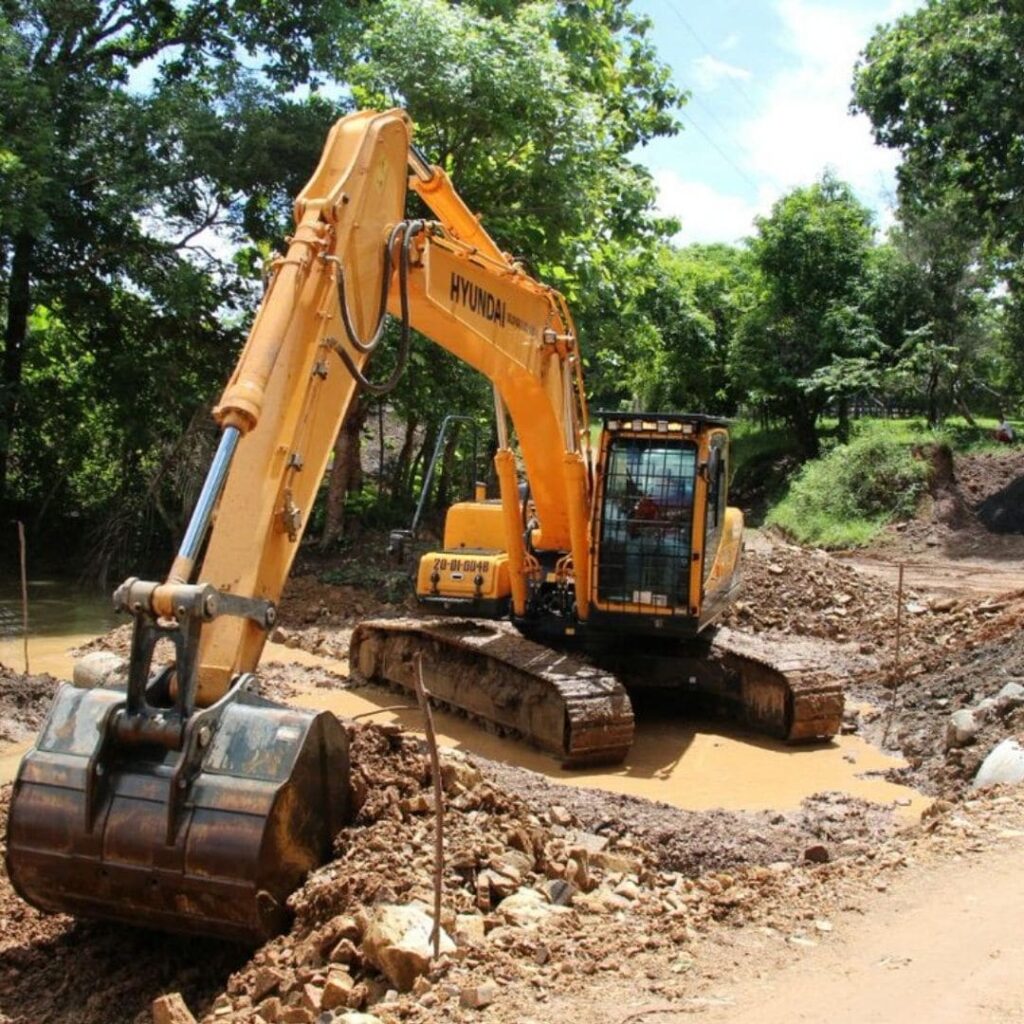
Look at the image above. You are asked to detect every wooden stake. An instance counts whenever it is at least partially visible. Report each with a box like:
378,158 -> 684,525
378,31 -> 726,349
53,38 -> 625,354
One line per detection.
17,521 -> 29,674
884,562 -> 905,746
413,653 -> 445,958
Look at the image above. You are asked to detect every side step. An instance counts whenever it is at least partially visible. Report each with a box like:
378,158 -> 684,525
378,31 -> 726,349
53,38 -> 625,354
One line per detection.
349,618 -> 635,766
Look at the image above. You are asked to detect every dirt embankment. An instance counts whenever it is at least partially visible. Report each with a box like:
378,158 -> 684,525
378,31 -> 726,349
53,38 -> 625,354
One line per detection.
867,447 -> 1024,558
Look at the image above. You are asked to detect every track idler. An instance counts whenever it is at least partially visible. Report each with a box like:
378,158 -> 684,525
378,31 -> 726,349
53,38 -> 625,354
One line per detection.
5,580 -> 350,943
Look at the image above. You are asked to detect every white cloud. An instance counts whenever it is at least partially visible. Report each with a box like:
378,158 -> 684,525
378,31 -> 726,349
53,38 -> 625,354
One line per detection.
644,0 -> 922,245
691,54 -> 752,92
653,170 -> 769,245
733,0 -> 920,227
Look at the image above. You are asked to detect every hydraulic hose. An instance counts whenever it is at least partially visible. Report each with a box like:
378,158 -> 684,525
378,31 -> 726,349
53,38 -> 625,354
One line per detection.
330,220 -> 424,397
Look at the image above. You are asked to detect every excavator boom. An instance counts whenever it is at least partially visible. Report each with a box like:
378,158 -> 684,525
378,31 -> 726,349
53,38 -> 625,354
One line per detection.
5,107 -> 841,943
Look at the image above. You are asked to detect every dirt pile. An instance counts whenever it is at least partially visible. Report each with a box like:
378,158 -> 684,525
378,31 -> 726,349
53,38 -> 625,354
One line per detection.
858,606 -> 1024,796
720,540 -> 1007,674
175,722 -> 909,1024
867,448 -> 1024,557
956,449 -> 1024,533
274,576 -> 406,661
0,667 -> 58,743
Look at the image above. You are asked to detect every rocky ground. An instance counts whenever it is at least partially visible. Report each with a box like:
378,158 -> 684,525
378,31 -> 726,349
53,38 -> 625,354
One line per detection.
0,449 -> 1021,1024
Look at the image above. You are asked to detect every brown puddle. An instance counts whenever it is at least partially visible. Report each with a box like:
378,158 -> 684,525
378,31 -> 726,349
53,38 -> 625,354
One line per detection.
0,630 -> 927,815
264,644 -> 929,818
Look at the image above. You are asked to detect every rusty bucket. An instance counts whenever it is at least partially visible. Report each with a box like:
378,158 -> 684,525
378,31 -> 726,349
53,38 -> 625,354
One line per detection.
5,680 -> 349,943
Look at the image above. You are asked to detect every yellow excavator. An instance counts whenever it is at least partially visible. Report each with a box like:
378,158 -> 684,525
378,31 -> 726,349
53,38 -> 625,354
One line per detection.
5,109 -> 842,943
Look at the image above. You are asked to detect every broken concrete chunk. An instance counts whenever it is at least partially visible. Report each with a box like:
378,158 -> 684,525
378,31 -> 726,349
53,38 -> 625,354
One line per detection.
490,848 -> 534,878
589,849 -> 642,875
548,804 -> 573,826
498,888 -> 566,927
453,913 -> 487,947
252,967 -> 288,1002
460,982 -> 498,1009
361,904 -> 454,992
576,886 -> 631,914
571,831 -> 610,855
321,969 -> 354,1011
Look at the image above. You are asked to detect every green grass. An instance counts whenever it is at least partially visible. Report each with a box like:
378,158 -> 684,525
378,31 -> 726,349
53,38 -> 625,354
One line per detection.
765,429 -> 932,549
828,415 -> 1022,453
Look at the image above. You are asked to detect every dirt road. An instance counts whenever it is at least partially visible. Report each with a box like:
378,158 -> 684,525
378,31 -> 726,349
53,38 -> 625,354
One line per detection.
695,830 -> 1024,1024
836,553 -> 1024,596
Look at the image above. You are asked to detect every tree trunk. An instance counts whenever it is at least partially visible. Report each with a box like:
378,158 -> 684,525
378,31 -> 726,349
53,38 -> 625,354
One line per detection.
926,365 -> 941,428
391,415 -> 419,499
1,233 -> 35,507
320,397 -> 368,550
837,396 -> 850,442
791,402 -> 819,458
435,422 -> 462,509
952,381 -> 977,426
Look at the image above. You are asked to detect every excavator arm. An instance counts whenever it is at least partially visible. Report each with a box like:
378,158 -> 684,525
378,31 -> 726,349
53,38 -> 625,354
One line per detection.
5,108 -> 599,942
195,108 -> 592,702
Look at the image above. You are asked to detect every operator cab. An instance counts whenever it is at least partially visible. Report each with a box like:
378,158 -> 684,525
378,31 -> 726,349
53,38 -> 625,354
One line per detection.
589,412 -> 742,637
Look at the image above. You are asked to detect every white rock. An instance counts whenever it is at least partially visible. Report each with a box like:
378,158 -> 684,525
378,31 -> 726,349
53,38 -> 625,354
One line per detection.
361,905 -> 454,992
945,709 -> 979,749
996,682 -> 1024,709
72,651 -> 127,689
973,739 -> 1024,789
498,888 -> 566,928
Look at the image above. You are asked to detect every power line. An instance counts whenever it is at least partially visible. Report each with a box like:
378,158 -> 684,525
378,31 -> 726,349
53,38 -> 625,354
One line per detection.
661,0 -> 762,117
678,110 -> 760,192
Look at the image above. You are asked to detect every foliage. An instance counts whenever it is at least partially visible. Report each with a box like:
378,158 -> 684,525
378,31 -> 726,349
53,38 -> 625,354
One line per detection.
731,172 -> 875,455
766,430 -> 929,548
853,0 -> 1024,252
592,242 -> 750,413
853,0 -> 1024,380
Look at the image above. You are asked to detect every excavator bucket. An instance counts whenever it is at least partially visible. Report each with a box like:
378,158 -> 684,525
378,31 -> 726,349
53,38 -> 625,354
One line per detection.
5,679 -> 349,943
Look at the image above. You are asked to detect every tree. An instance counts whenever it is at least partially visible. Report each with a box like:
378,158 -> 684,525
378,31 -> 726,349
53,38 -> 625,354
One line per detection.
852,1 -> 1024,382
0,0 -> 345,521
590,241 -> 749,414
799,211 -> 999,427
732,173 -> 875,455
853,1 -> 1024,251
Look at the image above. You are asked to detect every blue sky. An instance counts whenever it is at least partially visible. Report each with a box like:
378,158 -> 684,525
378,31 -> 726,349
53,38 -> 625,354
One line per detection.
630,0 -> 924,245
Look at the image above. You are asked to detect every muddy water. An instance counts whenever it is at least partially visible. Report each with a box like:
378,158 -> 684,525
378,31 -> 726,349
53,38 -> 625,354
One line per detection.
0,579 -> 119,679
0,593 -> 928,817
263,643 -> 928,817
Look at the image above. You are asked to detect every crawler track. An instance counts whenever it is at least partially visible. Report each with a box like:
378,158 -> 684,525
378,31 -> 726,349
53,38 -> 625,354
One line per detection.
349,618 -> 635,766
707,627 -> 845,741
350,619 -> 842,766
